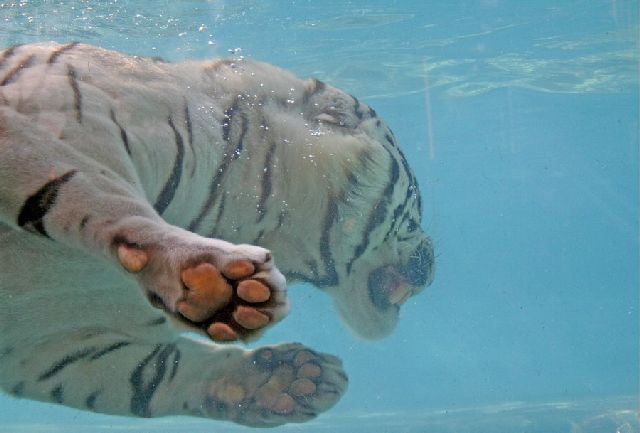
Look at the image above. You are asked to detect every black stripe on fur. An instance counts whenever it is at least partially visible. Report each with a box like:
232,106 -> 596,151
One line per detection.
0,54 -> 35,86
89,341 -> 132,361
47,42 -> 78,64
0,44 -> 21,71
188,101 -> 248,231
18,170 -> 78,238
347,152 -> 400,274
130,344 -> 177,417
256,139 -> 276,223
110,109 -> 132,155
66,64 -> 82,123
153,116 -> 185,214
38,346 -> 96,382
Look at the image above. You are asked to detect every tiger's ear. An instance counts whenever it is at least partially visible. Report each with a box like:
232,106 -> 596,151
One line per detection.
314,112 -> 340,125
303,78 -> 358,129
304,78 -> 326,96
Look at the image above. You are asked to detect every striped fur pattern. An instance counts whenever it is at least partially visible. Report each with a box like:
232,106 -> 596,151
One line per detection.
0,42 -> 434,426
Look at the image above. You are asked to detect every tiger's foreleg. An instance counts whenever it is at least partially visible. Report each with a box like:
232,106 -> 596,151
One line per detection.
0,107 -> 287,342
2,329 -> 347,427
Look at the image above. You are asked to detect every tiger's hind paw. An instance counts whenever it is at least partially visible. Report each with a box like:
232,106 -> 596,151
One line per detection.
203,343 -> 348,427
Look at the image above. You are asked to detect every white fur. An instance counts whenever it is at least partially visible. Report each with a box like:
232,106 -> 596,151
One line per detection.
0,42 -> 433,426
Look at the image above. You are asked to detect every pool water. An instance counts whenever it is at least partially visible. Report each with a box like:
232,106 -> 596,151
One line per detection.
0,1 -> 638,432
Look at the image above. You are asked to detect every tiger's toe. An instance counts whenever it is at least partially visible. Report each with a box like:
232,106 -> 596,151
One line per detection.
222,259 -> 255,280
237,279 -> 271,303
117,243 -> 149,273
178,263 -> 233,322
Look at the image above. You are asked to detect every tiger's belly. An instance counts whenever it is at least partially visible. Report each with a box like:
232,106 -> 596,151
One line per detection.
0,228 -> 161,345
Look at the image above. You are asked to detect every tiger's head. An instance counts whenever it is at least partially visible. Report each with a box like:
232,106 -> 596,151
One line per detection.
295,79 -> 435,339
212,60 -> 435,339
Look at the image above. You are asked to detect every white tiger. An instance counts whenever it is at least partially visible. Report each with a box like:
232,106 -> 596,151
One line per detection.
0,42 -> 434,427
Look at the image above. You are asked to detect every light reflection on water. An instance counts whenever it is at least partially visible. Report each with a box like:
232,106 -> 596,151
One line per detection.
1,396 -> 637,433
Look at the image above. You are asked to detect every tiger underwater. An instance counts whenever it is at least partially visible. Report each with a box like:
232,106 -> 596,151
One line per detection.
0,42 -> 434,427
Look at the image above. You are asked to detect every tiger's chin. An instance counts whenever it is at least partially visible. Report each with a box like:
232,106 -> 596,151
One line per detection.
333,285 -> 403,340
331,268 -> 430,340
328,236 -> 435,339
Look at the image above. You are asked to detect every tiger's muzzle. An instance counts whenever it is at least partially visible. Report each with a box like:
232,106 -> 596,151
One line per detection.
367,239 -> 434,310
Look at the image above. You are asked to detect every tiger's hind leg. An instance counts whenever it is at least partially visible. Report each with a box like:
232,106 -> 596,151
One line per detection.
1,329 -> 347,427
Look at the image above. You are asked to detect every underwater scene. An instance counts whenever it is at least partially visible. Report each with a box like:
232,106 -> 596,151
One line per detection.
0,1 -> 637,432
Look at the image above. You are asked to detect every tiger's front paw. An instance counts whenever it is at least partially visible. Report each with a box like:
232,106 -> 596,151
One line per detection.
115,228 -> 287,342
177,247 -> 288,342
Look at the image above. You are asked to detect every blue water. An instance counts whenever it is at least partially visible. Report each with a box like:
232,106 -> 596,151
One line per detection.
1,1 -> 638,432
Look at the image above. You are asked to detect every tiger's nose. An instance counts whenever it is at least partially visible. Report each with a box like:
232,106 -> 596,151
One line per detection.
400,239 -> 435,288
